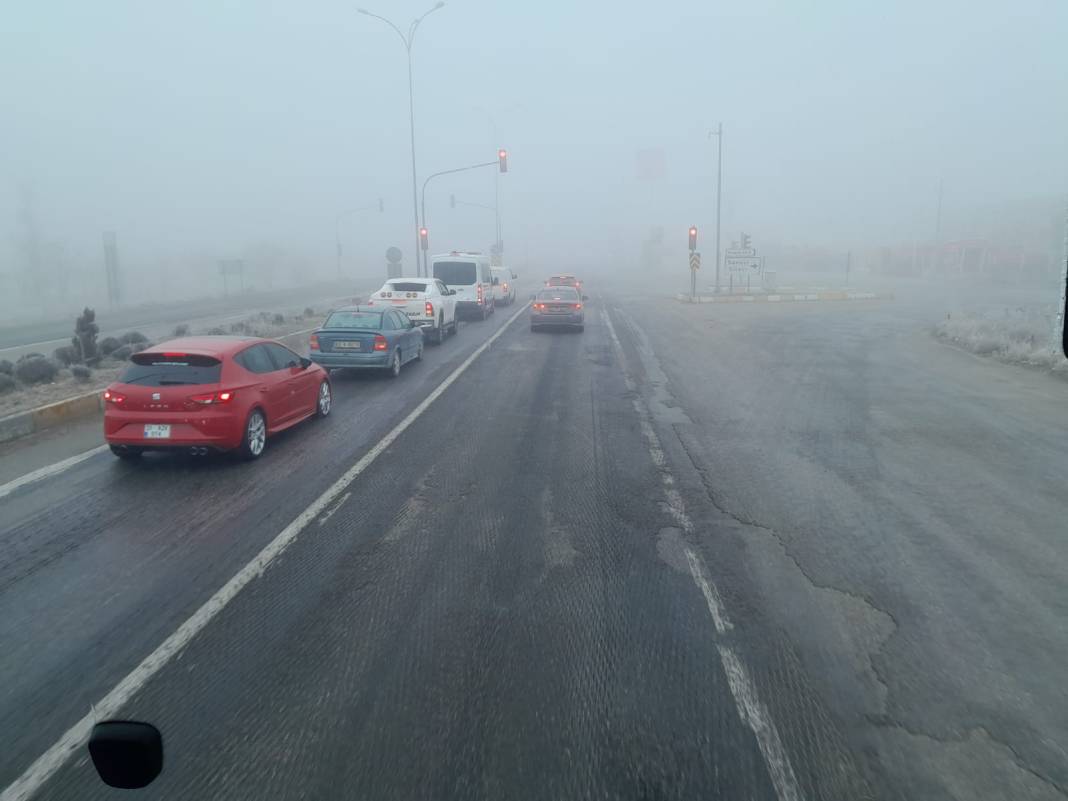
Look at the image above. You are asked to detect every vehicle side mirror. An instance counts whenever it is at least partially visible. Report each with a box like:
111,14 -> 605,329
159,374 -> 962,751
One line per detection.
582,294 -> 589,301
89,721 -> 163,789
492,277 -> 500,285
530,293 -> 537,300
449,289 -> 457,295
300,356 -> 312,369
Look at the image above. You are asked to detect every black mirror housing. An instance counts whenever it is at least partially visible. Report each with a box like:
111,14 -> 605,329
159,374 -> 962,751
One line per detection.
300,357 -> 313,369
89,721 -> 163,789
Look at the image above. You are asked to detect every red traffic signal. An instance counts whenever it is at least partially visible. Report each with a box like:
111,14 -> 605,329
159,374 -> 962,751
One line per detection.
688,226 -> 698,251
498,149 -> 508,173
419,227 -> 429,250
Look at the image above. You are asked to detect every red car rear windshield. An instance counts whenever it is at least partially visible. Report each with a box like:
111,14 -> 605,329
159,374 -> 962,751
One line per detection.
119,353 -> 223,386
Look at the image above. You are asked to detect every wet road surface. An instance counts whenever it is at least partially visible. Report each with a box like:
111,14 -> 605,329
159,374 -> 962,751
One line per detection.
1,292 -> 1065,800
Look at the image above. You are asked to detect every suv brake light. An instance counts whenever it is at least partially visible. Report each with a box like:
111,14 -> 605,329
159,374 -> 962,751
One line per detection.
103,389 -> 126,403
425,301 -> 434,317
309,333 -> 320,351
373,335 -> 388,351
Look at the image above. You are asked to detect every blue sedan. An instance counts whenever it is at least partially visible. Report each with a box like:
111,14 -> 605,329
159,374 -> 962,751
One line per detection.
309,306 -> 424,377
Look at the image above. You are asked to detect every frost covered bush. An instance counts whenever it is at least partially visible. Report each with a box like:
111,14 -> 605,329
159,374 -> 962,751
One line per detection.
15,356 -> 58,385
99,337 -> 122,356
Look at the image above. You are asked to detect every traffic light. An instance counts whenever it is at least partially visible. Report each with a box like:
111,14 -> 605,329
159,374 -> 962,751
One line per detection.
740,232 -> 751,249
688,226 -> 698,251
419,227 -> 429,251
498,149 -> 508,173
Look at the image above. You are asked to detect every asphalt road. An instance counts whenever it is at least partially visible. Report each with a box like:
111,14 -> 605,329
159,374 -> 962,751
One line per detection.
0,290 -> 1065,800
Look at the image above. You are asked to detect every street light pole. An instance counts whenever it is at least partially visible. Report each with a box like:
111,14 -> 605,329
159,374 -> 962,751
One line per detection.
358,3 -> 445,277
709,124 -> 723,293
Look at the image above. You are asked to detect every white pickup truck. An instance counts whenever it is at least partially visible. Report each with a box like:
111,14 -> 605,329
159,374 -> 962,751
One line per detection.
368,278 -> 459,344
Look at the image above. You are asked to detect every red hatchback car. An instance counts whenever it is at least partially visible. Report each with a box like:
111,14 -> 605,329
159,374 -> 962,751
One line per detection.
104,337 -> 332,460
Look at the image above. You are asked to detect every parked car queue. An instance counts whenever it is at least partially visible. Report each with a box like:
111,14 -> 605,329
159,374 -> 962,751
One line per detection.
101,253 -> 537,463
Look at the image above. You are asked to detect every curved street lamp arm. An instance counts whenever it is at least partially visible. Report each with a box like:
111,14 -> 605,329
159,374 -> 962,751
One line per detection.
409,2 -> 445,44
357,9 -> 410,48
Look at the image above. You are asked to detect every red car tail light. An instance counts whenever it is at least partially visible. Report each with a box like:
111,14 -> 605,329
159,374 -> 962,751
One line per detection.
187,390 -> 236,405
103,389 -> 126,404
373,335 -> 388,351
574,303 -> 582,309
533,303 -> 545,310
425,301 -> 434,317
309,333 -> 320,351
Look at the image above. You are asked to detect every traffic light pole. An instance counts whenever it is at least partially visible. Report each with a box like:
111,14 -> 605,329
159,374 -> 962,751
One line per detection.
420,159 -> 498,276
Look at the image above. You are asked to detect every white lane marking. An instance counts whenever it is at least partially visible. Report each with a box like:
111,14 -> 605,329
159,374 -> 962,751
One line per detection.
0,303 -> 530,801
601,308 -> 803,801
0,337 -> 69,355
0,445 -> 109,501
318,491 -> 351,527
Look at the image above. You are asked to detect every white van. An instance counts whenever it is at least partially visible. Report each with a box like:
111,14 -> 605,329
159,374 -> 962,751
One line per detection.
431,252 -> 495,320
490,267 -> 518,306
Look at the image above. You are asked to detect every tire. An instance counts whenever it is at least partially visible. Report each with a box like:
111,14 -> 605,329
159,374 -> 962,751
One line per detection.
576,325 -> 585,332
238,408 -> 267,460
414,341 -> 424,361
480,304 -> 488,321
109,444 -> 143,459
434,315 -> 445,344
451,316 -> 459,335
315,380 -> 332,418
388,350 -> 402,378
530,324 -> 539,333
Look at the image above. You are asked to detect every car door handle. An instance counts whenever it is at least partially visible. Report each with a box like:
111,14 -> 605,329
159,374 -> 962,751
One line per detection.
259,386 -> 269,393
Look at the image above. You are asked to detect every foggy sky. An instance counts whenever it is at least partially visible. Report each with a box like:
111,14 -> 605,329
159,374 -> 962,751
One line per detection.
3,0 -> 1067,290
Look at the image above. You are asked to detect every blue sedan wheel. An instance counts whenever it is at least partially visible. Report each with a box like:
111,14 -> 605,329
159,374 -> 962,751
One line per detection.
389,350 -> 402,378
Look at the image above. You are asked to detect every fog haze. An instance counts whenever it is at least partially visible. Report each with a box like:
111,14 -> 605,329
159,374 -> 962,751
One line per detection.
3,0 -> 1066,306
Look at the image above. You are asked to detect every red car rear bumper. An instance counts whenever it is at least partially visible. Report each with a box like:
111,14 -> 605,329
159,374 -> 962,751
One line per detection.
104,408 -> 244,450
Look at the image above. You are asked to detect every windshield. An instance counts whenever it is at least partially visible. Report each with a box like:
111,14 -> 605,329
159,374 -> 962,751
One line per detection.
3,5 -> 1067,801
433,261 -> 477,285
322,311 -> 382,329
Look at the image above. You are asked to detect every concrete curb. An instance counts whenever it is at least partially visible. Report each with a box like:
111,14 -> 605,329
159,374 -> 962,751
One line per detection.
675,291 -> 892,304
0,328 -> 316,447
0,389 -> 104,445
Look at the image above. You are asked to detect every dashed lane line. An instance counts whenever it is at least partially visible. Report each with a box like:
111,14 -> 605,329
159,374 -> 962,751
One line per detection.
601,307 -> 803,801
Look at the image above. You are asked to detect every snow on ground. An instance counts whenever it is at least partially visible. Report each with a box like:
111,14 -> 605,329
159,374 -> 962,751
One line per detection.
933,304 -> 1068,377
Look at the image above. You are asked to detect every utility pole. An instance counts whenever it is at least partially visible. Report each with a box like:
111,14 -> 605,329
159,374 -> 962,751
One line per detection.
935,178 -> 944,241
709,124 -> 724,293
